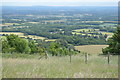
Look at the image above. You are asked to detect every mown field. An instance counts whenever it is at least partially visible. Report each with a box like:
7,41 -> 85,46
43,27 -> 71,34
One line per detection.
74,45 -> 108,54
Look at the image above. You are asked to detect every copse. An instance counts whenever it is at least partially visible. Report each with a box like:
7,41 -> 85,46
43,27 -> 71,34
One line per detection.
2,34 -> 80,56
48,40 -> 78,56
2,34 -> 38,54
102,27 -> 120,55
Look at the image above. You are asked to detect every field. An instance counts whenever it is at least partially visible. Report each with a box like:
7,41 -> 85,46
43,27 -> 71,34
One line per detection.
74,45 -> 109,54
2,45 -> 118,78
27,22 -> 39,24
72,28 -> 114,38
1,6 -> 118,78
73,29 -> 99,32
45,39 -> 57,42
2,54 -> 118,78
0,32 -> 56,41
0,32 -> 24,36
27,35 -> 46,40
4,23 -> 21,26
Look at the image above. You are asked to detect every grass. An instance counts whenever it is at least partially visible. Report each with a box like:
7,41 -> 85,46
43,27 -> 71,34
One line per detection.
0,53 -> 2,79
0,32 -> 24,36
0,32 -> 46,40
27,22 -> 39,24
45,39 -> 57,42
100,32 -> 113,36
4,23 -> 21,25
27,35 -> 45,40
72,28 -> 113,38
74,45 -> 108,54
2,54 -> 118,78
2,44 -> 118,78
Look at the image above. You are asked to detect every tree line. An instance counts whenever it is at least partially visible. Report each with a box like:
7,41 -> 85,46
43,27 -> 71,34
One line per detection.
2,34 -> 79,56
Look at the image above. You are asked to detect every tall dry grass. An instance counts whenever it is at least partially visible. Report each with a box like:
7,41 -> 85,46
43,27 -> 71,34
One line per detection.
2,54 -> 118,78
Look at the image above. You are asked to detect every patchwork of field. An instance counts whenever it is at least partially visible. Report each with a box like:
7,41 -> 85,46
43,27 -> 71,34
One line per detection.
0,32 -> 57,41
2,54 -> 118,78
72,28 -> 114,37
0,32 -> 24,36
74,45 -> 108,54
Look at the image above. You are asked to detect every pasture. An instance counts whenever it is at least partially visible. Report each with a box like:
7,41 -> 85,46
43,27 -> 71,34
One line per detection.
72,28 -> 113,38
74,45 -> 108,54
4,23 -> 21,26
27,35 -> 46,40
45,39 -> 57,42
0,32 -> 24,36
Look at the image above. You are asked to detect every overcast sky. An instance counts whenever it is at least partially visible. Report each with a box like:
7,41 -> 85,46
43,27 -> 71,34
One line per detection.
2,0 -> 119,6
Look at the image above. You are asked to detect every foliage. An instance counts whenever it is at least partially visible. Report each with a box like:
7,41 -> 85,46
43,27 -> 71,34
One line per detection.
48,40 -> 78,56
2,34 -> 36,54
102,27 -> 120,55
2,34 -> 79,56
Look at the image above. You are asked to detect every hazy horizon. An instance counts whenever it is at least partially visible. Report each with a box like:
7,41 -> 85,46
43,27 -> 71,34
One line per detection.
1,0 -> 119,6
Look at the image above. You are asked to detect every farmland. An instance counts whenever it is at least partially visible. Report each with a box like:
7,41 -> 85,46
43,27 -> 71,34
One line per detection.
72,28 -> 114,38
74,45 -> 108,54
1,6 -> 118,78
0,32 -> 57,41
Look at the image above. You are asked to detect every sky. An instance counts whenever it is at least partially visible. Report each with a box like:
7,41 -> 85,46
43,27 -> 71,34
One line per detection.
1,0 -> 119,6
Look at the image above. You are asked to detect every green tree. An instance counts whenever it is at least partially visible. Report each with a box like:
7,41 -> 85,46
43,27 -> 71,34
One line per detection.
15,38 -> 31,53
102,27 -> 120,55
29,40 -> 37,54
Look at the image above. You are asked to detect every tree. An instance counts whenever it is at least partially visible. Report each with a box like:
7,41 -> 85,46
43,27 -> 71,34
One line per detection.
102,27 -> 120,55
29,40 -> 37,54
15,38 -> 31,53
3,34 -> 31,54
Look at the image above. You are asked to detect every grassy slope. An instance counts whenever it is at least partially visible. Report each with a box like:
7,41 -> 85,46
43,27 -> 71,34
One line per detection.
2,54 -> 118,78
2,45 -> 118,78
0,53 -> 2,79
